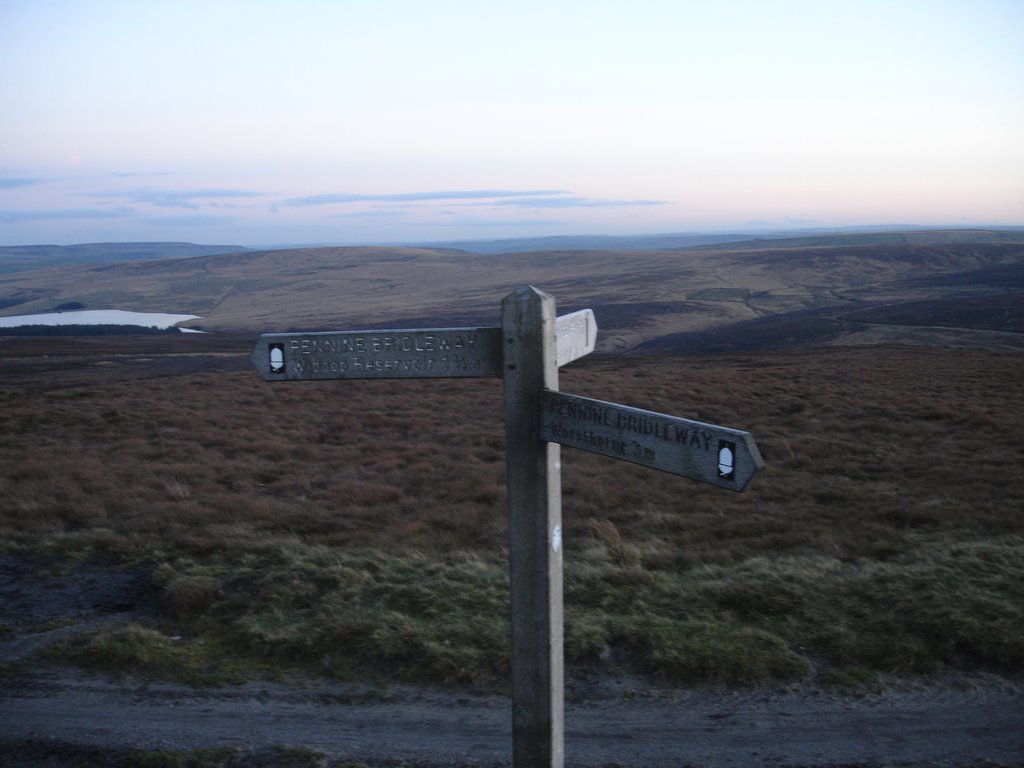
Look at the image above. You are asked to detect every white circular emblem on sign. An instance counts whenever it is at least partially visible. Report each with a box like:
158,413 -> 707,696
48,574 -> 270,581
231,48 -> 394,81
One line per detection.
269,345 -> 285,373
552,525 -> 562,553
718,445 -> 735,477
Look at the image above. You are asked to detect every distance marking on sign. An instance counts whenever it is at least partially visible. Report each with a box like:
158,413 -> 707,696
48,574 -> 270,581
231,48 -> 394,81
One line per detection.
252,327 -> 503,380
539,390 -> 764,491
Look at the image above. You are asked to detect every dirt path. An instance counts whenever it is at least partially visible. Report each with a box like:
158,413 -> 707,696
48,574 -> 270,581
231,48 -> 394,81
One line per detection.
2,672 -> 1022,767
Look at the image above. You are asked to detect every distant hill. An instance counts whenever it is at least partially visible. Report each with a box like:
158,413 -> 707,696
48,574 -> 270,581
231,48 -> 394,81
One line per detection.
0,242 -> 250,275
416,232 -> 763,254
418,227 -> 1024,254
682,228 -> 1024,251
0,230 -> 1021,353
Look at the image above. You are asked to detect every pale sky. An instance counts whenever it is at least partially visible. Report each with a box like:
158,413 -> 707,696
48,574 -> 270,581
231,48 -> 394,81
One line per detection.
2,0 -> 1022,247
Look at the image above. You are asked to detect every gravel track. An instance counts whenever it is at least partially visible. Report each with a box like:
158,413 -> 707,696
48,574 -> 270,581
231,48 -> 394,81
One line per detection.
2,671 -> 1023,767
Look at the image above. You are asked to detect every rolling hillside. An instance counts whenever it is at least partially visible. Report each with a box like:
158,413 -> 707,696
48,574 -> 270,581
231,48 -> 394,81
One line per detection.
0,231 -> 1021,353
0,242 -> 249,275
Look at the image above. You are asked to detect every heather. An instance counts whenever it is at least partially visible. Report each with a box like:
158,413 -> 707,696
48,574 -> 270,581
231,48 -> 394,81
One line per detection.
1,345 -> 1022,687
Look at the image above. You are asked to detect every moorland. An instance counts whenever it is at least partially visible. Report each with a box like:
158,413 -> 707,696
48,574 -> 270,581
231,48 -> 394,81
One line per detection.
1,228 -> 1022,693
2,228 -> 1023,354
0,242 -> 249,277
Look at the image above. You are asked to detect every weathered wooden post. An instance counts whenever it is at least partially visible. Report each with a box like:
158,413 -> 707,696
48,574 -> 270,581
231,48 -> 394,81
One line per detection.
502,287 -> 564,768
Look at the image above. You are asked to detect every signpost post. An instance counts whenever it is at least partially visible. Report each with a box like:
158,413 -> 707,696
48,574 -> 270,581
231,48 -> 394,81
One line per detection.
502,288 -> 564,768
252,286 -> 763,768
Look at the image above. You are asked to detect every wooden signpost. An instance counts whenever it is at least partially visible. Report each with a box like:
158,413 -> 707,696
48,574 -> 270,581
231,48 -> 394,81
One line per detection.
253,286 -> 763,768
540,390 -> 763,491
251,327 -> 504,379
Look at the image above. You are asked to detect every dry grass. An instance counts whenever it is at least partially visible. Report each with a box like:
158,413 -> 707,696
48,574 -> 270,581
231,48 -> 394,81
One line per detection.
2,344 -> 1022,685
4,346 -> 1020,560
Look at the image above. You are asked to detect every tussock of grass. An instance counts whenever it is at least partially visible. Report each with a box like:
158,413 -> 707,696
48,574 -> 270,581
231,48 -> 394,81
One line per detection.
229,548 -> 511,685
42,535 -> 1020,687
160,574 -> 221,619
564,537 -> 1024,682
45,624 -> 259,686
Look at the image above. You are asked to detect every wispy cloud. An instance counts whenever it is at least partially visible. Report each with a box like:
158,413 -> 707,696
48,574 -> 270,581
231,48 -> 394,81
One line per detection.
283,189 -> 669,211
142,213 -> 241,227
435,217 -> 564,229
327,208 -> 413,220
0,207 -> 136,224
86,188 -> 266,209
282,189 -> 569,206
490,196 -> 670,208
0,176 -> 45,190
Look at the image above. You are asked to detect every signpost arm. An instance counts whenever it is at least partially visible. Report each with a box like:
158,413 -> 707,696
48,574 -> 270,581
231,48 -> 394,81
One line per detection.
502,286 -> 564,768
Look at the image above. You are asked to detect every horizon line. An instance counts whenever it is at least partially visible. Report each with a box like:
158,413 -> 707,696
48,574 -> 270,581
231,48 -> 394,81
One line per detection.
2,222 -> 1024,250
